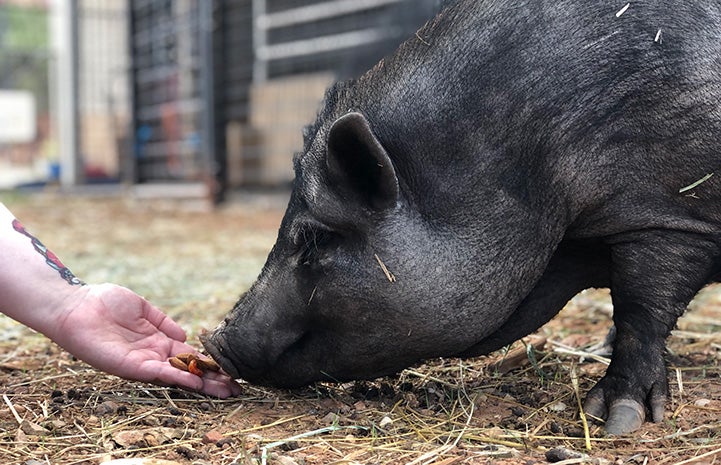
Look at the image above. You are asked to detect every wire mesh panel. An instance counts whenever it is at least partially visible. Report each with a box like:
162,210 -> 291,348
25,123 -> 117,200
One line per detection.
213,1 -> 253,192
76,0 -> 130,182
221,0 -> 441,189
126,0 -> 442,191
130,0 -> 210,183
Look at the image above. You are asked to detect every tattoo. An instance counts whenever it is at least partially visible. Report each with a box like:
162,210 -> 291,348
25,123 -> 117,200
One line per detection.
12,219 -> 85,286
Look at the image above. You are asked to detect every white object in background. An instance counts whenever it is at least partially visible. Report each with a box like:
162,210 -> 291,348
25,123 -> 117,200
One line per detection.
0,90 -> 36,144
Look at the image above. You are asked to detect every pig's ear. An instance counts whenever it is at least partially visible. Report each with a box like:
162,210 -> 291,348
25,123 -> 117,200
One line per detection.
326,112 -> 399,211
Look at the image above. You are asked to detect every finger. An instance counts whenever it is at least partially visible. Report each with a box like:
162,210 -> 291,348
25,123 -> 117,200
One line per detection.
167,353 -> 242,397
144,302 -> 187,342
201,371 -> 242,397
199,375 -> 242,398
170,340 -> 203,356
159,352 -> 242,398
146,362 -> 205,392
156,364 -> 240,398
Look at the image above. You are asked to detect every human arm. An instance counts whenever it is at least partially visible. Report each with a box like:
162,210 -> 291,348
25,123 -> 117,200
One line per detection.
0,202 -> 240,397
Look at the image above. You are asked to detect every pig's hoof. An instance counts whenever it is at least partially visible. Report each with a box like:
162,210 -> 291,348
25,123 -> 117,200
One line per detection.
583,390 -> 647,435
603,399 -> 645,435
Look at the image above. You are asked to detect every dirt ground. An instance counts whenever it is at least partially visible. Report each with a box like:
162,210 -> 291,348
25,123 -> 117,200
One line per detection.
1,192 -> 721,465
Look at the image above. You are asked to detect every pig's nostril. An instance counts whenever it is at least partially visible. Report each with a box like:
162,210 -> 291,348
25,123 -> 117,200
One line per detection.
200,330 -> 242,379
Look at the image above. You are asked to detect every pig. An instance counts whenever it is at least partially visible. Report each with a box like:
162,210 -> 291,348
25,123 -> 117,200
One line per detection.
202,0 -> 721,435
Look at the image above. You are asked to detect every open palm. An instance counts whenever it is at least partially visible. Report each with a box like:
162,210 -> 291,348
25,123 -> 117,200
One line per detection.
52,283 -> 240,398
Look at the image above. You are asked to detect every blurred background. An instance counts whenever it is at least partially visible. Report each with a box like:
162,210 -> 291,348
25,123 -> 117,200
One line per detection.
0,0 -> 443,204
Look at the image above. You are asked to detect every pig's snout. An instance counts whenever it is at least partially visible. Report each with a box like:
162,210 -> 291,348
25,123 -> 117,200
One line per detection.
200,323 -> 243,380
201,315 -> 313,386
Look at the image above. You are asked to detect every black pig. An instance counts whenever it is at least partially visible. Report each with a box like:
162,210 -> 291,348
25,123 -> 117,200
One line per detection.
202,0 -> 721,435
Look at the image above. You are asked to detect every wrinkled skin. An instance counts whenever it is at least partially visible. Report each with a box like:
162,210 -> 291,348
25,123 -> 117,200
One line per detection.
203,0 -> 721,435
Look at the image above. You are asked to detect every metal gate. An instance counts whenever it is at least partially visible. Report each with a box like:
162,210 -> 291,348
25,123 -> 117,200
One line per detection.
129,0 -> 215,185
0,4 -> 51,188
221,0 -> 442,191
128,0 -> 441,197
77,1 -> 130,183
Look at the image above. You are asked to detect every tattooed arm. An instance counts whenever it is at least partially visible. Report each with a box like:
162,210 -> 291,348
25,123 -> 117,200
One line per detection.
0,203 -> 239,398
0,203 -> 83,332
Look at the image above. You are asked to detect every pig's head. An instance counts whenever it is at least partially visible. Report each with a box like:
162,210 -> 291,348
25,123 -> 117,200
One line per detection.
201,110 -> 550,387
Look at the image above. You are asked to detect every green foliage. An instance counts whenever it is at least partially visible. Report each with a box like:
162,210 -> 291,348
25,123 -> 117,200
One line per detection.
0,5 -> 48,51
0,6 -> 50,110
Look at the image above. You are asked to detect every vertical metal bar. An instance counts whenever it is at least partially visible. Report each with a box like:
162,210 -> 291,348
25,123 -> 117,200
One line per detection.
126,0 -> 138,184
211,0 -> 227,201
199,0 -> 217,198
51,0 -> 82,186
252,0 -> 267,82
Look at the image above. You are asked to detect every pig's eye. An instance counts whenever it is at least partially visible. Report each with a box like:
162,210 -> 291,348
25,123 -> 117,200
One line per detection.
296,226 -> 336,267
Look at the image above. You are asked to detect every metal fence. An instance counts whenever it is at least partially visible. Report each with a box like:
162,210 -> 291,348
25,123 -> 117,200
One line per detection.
0,4 -> 51,188
0,1 -> 131,188
1,0 -> 442,196
77,1 -> 130,182
129,0 -> 211,184
219,0 -> 442,194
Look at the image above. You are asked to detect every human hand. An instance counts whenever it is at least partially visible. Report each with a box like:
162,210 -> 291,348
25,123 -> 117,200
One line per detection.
50,283 -> 241,398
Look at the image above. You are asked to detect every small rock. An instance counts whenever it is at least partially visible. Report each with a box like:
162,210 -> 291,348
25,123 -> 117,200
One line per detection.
546,447 -> 584,463
549,422 -> 563,434
378,416 -> 393,428
20,420 -> 50,436
168,406 -> 182,416
217,437 -> 233,448
473,393 -> 488,405
273,455 -> 299,465
112,429 -> 147,447
322,412 -> 339,425
694,398 -> 712,407
112,427 -> 181,448
279,441 -> 299,452
548,401 -> 568,412
175,445 -> 202,460
353,401 -> 367,411
202,428 -> 225,444
95,400 -> 120,416
144,432 -> 160,447
47,419 -> 67,430
141,414 -> 161,426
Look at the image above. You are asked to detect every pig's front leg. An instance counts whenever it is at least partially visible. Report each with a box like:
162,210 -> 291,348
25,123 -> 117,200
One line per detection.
584,231 -> 719,435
